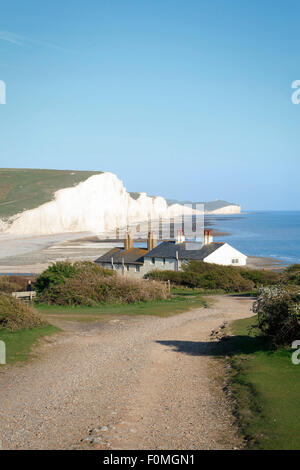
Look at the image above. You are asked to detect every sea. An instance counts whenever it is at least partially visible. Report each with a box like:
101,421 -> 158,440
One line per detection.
206,211 -> 300,265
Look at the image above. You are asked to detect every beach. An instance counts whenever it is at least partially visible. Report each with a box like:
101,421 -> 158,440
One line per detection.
0,232 -> 284,275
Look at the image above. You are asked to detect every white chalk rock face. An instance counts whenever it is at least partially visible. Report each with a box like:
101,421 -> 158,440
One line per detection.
6,172 -> 195,235
0,219 -> 7,232
207,205 -> 241,215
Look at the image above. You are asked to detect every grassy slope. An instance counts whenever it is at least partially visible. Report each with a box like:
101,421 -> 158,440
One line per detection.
225,316 -> 300,449
37,288 -> 208,322
0,325 -> 60,364
0,168 -> 102,218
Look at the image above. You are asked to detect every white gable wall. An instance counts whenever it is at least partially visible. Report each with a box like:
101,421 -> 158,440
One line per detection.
203,243 -> 247,266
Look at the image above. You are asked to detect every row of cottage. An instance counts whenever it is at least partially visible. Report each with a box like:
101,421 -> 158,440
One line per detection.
95,230 -> 247,278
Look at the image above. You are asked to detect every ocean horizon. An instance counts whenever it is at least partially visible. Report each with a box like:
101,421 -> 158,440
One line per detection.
206,210 -> 300,265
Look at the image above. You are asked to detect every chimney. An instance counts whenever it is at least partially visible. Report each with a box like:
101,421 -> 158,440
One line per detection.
128,232 -> 133,249
124,233 -> 129,250
152,231 -> 157,249
147,231 -> 153,251
147,231 -> 157,251
176,229 -> 185,244
124,232 -> 133,250
203,229 -> 213,245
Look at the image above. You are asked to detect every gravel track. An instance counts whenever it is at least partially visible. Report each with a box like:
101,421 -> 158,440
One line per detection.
0,295 -> 253,450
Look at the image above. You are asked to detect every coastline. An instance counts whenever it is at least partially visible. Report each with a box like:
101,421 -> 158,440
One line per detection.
0,231 -> 288,275
246,256 -> 288,271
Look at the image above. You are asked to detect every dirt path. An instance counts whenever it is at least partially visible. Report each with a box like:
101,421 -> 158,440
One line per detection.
0,296 -> 253,450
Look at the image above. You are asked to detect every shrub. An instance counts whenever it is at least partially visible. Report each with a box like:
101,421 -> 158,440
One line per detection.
253,287 -> 300,345
35,261 -> 78,292
285,264 -> 300,273
147,262 -> 255,292
184,260 -> 281,287
194,270 -> 254,292
0,294 -> 45,331
284,264 -> 300,286
144,270 -> 183,285
35,261 -> 114,293
0,275 -> 35,294
238,268 -> 282,287
36,261 -> 168,306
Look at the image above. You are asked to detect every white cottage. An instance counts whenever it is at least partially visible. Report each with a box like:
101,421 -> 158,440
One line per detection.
95,230 -> 247,277
143,230 -> 246,272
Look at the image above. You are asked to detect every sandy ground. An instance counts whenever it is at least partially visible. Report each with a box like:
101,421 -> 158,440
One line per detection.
0,295 -> 253,450
246,256 -> 287,271
0,233 -> 114,273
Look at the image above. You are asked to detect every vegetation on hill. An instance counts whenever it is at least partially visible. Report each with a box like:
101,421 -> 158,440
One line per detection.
129,191 -> 141,200
0,293 -> 45,331
146,261 -> 281,292
0,168 -> 102,218
0,325 -> 59,364
218,314 -> 300,449
37,288 -> 207,321
214,280 -> 300,449
284,264 -> 300,285
0,275 -> 36,293
0,279 -> 57,365
253,286 -> 300,345
36,261 -> 168,306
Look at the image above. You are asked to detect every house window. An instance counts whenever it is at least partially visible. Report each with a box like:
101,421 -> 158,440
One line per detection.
151,257 -> 155,265
232,258 -> 239,264
136,265 -> 140,272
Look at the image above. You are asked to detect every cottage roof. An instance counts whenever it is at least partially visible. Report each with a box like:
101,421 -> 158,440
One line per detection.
144,241 -> 225,261
95,247 -> 147,265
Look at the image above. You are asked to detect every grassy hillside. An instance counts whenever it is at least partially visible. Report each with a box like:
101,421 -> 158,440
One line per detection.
222,315 -> 300,449
0,168 -> 102,218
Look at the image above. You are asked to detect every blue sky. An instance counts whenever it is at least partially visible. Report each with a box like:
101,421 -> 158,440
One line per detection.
0,0 -> 299,210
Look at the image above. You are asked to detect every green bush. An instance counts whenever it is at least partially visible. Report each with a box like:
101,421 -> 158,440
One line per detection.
238,268 -> 282,287
35,261 -> 78,292
145,270 -> 183,285
147,262 -> 255,292
36,261 -> 168,306
0,294 -> 45,331
284,264 -> 300,286
285,264 -> 300,273
253,287 -> 300,345
184,260 -> 281,287
35,261 -> 114,293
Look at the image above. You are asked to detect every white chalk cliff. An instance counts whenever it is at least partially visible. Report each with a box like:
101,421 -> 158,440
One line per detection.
207,205 -> 240,215
3,172 -> 197,235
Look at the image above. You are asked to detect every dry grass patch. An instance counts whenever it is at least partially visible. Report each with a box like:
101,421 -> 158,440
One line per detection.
0,293 -> 45,331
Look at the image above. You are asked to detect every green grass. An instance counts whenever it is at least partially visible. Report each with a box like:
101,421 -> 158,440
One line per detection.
0,325 -> 60,365
37,288 -> 208,322
221,315 -> 300,449
0,168 -> 102,218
